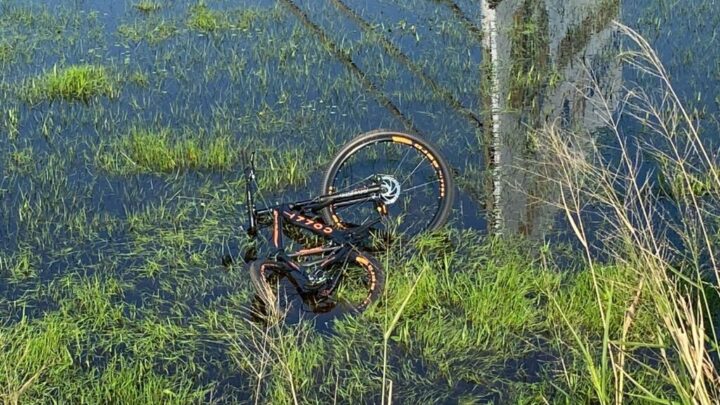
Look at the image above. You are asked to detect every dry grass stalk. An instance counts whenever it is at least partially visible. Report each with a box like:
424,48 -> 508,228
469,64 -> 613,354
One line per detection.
536,22 -> 719,403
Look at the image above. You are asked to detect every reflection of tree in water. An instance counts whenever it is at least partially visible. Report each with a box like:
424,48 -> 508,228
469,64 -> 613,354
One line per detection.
481,0 -> 621,236
507,1 -> 550,113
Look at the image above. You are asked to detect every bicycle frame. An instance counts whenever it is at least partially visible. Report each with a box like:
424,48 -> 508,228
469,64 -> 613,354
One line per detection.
244,154 -> 384,237
243,155 -> 384,295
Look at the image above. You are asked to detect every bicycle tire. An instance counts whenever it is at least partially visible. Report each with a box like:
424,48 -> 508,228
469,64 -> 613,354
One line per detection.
248,252 -> 385,319
321,129 -> 455,238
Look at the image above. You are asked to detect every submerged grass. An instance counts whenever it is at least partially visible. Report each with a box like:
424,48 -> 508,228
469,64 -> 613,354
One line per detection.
0,218 -> 662,403
187,4 -> 266,33
0,247 -> 37,282
0,42 -> 14,64
187,4 -> 227,32
118,20 -> 178,45
7,147 -> 33,173
96,127 -> 315,190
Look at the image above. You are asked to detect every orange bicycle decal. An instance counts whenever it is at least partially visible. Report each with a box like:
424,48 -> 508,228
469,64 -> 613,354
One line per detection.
296,246 -> 326,256
284,211 -> 334,234
272,210 -> 280,247
391,135 -> 413,145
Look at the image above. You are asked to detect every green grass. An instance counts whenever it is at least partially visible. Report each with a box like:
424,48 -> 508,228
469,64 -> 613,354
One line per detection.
98,127 -> 237,173
187,4 -> 264,33
0,0 -> 717,402
0,42 -> 14,63
0,227 -> 689,403
128,70 -> 150,87
97,126 -> 319,190
3,107 -> 20,140
187,4 -> 227,32
1,246 -> 37,282
22,65 -> 117,103
0,290 -> 207,403
133,1 -> 162,13
118,20 -> 178,45
234,8 -> 263,31
7,147 -> 33,173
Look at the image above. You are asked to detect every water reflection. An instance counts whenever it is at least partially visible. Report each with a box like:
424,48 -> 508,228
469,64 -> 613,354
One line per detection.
481,0 -> 621,237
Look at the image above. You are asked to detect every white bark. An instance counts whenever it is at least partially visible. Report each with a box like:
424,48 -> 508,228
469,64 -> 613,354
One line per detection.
480,1 -> 504,233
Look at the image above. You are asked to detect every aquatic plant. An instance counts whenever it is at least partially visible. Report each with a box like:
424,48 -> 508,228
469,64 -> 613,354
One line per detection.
0,42 -> 14,63
117,20 -> 178,45
0,0 -> 716,402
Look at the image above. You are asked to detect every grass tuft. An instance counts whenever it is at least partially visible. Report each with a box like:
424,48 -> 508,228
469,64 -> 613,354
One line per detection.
22,65 -> 116,103
1,247 -> 37,281
0,42 -> 14,64
3,107 -> 20,139
187,4 -> 263,33
98,127 -> 237,174
133,1 -> 162,13
187,4 -> 226,32
7,147 -> 33,173
118,20 -> 178,44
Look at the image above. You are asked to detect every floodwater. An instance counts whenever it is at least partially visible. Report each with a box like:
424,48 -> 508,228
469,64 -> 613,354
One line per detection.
2,0 -> 716,255
0,0 -> 718,400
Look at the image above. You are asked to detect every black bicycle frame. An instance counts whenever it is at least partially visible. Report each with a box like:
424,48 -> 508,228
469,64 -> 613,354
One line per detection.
243,153 -> 383,236
243,159 -> 383,294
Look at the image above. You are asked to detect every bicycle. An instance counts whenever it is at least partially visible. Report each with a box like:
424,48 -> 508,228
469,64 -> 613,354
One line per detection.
243,129 -> 455,319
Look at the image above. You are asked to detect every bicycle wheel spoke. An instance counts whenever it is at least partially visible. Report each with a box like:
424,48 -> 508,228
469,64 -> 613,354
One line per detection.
322,131 -> 454,239
402,179 -> 440,194
331,174 -> 374,194
393,145 -> 412,179
401,155 -> 428,188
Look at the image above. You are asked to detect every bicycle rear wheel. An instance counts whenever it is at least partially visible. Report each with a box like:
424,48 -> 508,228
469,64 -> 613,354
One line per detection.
248,252 -> 384,320
330,251 -> 385,313
321,130 -> 454,238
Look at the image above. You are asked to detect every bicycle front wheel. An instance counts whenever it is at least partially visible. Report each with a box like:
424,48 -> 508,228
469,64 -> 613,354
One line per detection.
321,130 -> 455,238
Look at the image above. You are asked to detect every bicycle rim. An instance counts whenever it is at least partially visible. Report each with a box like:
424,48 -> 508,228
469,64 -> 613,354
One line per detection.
330,253 -> 384,313
322,130 -> 454,239
248,254 -> 383,321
